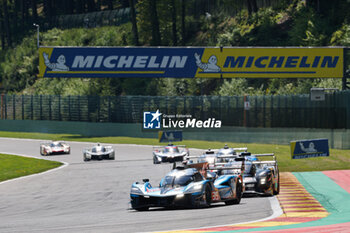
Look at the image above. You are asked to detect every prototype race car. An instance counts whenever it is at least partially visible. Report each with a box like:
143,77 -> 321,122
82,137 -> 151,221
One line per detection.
40,141 -> 70,156
83,143 -> 115,161
227,153 -> 279,196
194,146 -> 248,172
130,161 -> 244,211
153,144 -> 189,164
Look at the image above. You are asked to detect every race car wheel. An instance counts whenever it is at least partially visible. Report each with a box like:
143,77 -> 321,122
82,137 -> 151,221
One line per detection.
273,171 -> 280,195
203,184 -> 212,207
230,180 -> 242,205
153,156 -> 160,164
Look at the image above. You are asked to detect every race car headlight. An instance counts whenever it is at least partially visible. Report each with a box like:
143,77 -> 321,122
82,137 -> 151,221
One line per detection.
130,187 -> 143,195
176,194 -> 184,199
185,183 -> 203,193
260,177 -> 266,184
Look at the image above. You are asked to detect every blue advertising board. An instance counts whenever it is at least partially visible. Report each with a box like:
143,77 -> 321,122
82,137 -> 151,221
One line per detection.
39,47 -> 343,78
290,138 -> 329,159
158,131 -> 182,143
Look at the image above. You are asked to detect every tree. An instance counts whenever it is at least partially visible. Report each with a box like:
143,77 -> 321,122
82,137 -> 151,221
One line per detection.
2,0 -> 11,47
107,0 -> 113,10
149,0 -> 161,45
31,0 -> 38,23
170,0 -> 177,46
181,0 -> 186,45
0,4 -> 6,49
247,0 -> 258,15
129,0 -> 139,45
86,0 -> 96,12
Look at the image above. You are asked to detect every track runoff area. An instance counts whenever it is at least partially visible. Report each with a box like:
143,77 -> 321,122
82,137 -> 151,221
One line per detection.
0,138 -> 349,233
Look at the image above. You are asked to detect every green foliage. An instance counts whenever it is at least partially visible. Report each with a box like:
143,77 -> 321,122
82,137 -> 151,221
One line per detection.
1,1 -> 350,97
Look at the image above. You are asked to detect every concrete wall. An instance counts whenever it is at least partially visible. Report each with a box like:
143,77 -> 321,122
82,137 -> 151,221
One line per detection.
0,119 -> 349,149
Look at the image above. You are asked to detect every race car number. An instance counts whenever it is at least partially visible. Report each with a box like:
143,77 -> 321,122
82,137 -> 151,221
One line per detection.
212,190 -> 220,201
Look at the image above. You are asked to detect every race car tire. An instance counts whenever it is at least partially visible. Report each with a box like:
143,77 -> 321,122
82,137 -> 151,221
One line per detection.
135,207 -> 149,211
153,156 -> 160,164
230,180 -> 242,205
204,184 -> 212,207
273,171 -> 280,195
66,149 -> 70,154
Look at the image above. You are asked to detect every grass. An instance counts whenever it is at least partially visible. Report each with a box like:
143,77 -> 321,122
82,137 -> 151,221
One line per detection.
0,131 -> 349,172
0,153 -> 62,182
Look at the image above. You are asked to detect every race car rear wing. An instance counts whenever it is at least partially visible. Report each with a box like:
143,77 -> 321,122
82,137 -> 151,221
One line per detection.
232,147 -> 248,151
152,145 -> 188,151
209,158 -> 245,175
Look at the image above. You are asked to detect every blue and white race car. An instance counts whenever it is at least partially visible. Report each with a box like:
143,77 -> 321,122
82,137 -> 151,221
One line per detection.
130,161 -> 244,211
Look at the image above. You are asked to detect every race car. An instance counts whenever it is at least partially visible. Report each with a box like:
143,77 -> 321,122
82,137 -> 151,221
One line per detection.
40,141 -> 70,156
130,160 -> 244,211
83,143 -> 115,161
217,144 -> 248,160
152,144 -> 189,164
194,146 -> 248,172
226,153 -> 280,196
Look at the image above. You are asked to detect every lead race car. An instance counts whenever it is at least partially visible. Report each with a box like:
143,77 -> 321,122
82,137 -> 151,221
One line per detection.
83,143 -> 115,161
152,144 -> 189,164
130,159 -> 245,211
40,141 -> 70,156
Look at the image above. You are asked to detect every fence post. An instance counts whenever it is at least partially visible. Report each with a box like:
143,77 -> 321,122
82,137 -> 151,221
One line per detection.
4,94 -> 7,119
12,95 -> 15,120
58,95 -> 61,121
31,95 -> 34,120
263,96 -> 266,128
22,95 -> 24,120
49,95 -> 52,121
78,95 -> 81,121
68,95 -> 71,121
97,95 -> 101,122
40,95 -> 43,120
108,96 -> 111,122
270,95 -> 273,127
0,93 -> 3,120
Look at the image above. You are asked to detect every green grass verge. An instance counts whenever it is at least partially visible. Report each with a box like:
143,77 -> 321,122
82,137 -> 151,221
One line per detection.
0,153 -> 62,182
0,131 -> 349,172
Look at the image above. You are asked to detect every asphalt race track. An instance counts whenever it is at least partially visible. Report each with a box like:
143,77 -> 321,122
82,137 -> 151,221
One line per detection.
0,138 -> 279,233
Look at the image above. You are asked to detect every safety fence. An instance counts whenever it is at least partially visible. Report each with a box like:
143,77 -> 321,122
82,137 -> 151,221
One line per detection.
1,91 -> 349,129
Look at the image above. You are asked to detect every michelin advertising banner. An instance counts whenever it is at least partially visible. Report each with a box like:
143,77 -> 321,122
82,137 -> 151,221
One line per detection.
290,139 -> 330,159
39,47 -> 343,78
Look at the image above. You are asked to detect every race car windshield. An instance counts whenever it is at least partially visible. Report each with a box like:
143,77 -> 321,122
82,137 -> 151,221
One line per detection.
163,147 -> 179,153
162,175 -> 194,187
51,143 -> 62,147
92,147 -> 106,153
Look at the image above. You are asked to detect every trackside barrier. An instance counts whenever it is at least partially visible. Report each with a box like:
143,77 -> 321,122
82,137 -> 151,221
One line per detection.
0,92 -> 349,129
0,120 -> 349,149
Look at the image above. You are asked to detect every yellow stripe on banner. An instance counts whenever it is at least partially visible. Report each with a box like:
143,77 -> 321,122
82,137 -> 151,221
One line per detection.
47,71 -> 165,74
